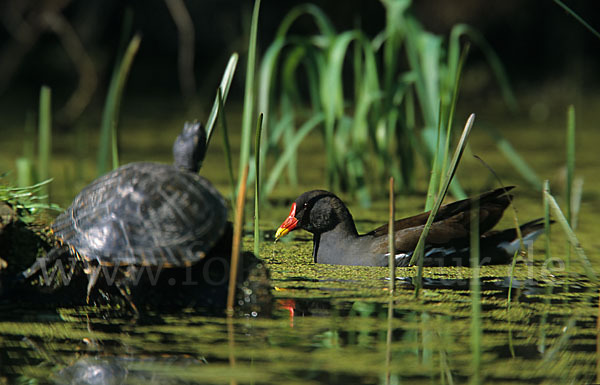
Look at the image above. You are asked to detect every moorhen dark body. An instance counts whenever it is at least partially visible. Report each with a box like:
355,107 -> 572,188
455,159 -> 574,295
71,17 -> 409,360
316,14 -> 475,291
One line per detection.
275,187 -> 545,267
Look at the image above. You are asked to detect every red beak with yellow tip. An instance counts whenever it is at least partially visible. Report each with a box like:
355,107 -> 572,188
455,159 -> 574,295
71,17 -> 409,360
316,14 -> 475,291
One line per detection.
275,202 -> 299,240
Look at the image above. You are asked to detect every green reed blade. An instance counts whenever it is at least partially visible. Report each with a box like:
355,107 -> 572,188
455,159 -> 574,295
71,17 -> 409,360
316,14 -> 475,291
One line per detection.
97,34 -> 142,175
565,105 -> 575,267
16,158 -> 34,189
258,38 -> 284,137
274,3 -> 335,39
206,53 -> 238,144
412,114 -> 475,293
552,0 -> 600,40
566,108 -> 575,210
38,86 -> 52,202
254,113 -> 263,258
543,180 -> 552,261
425,102 -> 443,211
440,43 -> 470,192
237,0 -> 261,193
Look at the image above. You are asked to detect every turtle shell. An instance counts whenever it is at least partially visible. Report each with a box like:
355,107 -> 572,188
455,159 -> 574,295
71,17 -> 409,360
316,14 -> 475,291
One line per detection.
52,162 -> 227,267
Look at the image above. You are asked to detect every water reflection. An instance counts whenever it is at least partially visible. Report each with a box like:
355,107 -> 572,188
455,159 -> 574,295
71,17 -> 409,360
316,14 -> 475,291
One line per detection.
1,265 -> 597,384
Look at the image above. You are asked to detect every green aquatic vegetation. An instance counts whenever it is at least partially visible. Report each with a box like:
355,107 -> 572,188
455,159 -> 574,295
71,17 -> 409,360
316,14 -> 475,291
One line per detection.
238,0 -> 261,194
97,33 -> 142,175
258,1 -> 520,205
0,178 -> 61,223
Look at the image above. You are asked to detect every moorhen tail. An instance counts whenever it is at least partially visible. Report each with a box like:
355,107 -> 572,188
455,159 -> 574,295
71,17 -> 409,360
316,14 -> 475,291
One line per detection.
275,187 -> 546,267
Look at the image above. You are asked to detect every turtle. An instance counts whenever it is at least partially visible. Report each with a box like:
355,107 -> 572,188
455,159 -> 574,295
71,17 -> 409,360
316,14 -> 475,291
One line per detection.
20,122 -> 228,309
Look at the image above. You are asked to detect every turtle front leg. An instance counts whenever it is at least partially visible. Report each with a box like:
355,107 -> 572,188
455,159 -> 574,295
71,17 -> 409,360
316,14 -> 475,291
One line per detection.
85,264 -> 101,303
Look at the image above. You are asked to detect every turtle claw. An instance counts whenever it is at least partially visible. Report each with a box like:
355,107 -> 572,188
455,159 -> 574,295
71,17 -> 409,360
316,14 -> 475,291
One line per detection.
86,265 -> 101,303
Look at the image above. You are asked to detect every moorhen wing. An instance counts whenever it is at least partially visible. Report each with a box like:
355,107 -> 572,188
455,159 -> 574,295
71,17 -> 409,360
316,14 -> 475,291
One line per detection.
275,187 -> 546,267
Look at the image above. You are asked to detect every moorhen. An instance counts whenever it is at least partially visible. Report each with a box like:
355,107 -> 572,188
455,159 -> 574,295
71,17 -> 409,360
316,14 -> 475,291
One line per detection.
275,187 -> 546,267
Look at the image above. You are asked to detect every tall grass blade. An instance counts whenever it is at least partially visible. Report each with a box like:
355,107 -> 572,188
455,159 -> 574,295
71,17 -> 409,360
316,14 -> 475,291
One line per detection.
38,86 -> 52,202
206,53 -> 239,144
565,105 -> 575,267
440,43 -> 470,192
543,188 -> 597,282
424,103 -> 443,211
16,158 -> 34,188
385,177 -> 395,385
218,88 -> 236,215
238,0 -> 261,192
411,114 -> 475,292
227,165 -> 249,314
469,197 -> 481,385
254,113 -> 263,258
543,180 -> 552,261
97,34 -> 142,175
552,0 -> 600,40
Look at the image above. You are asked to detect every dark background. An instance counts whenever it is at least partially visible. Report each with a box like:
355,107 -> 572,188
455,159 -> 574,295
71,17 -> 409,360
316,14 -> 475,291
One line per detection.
1,0 -> 599,127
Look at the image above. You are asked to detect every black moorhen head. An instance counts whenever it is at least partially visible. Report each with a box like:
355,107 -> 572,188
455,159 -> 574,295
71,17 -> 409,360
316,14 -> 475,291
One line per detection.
275,187 -> 546,267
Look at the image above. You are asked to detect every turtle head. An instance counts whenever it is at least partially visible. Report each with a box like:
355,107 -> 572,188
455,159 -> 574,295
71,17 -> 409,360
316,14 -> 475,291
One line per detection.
173,121 -> 207,173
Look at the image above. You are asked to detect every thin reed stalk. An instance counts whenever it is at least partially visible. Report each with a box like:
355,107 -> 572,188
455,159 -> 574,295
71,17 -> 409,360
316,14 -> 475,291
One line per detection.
543,180 -> 552,261
425,103 -> 443,211
97,34 -> 142,175
552,0 -> 600,40
206,54 -> 239,144
237,0 -> 261,191
469,197 -> 481,385
385,177 -> 395,384
227,165 -> 249,314
38,86 -> 52,202
16,158 -> 33,188
254,114 -> 263,258
388,177 -> 396,292
565,105 -> 575,268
